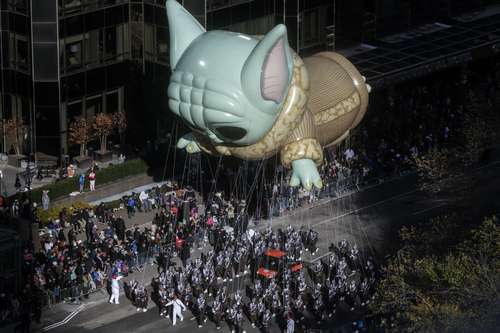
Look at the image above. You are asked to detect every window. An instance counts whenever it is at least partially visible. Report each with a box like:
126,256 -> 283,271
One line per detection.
8,33 -> 29,70
106,90 -> 119,113
3,95 -> 12,120
11,95 -> 23,124
131,4 -> 143,60
105,26 -> 117,60
157,26 -> 168,63
131,4 -> 143,22
144,24 -> 156,61
66,38 -> 83,68
131,23 -> 143,59
67,101 -> 83,120
63,0 -> 82,15
82,0 -> 98,11
60,39 -> 65,69
9,34 -> 15,67
301,9 -> 322,48
103,0 -> 121,6
8,0 -> 27,13
85,95 -> 102,119
207,0 -> 254,12
84,29 -> 103,66
66,73 -> 84,100
103,25 -> 126,62
17,38 -> 28,67
224,15 -> 275,36
86,67 -> 105,94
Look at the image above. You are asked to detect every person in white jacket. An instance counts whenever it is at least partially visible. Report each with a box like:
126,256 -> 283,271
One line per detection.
139,191 -> 151,212
166,295 -> 187,326
109,275 -> 122,304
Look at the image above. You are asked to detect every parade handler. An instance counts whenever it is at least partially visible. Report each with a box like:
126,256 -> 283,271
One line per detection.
166,294 -> 187,326
109,274 -> 123,305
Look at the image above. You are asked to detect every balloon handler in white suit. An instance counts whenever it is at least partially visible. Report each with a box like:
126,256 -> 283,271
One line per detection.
166,294 -> 187,326
109,274 -> 123,305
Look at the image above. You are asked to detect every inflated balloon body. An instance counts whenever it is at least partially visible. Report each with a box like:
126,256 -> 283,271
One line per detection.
166,0 -> 370,190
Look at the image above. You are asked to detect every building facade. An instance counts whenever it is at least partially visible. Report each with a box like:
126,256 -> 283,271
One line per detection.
0,0 -> 492,161
1,0 -> 172,160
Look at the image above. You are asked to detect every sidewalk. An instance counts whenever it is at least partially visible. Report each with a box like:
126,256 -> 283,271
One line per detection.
88,181 -> 171,205
0,163 -> 55,197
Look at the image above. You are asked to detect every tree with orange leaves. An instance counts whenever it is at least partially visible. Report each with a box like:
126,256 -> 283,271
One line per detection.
68,116 -> 93,157
93,113 -> 114,153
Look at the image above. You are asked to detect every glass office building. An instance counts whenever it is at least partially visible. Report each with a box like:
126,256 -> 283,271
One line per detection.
0,0 -> 487,160
1,0 -> 171,159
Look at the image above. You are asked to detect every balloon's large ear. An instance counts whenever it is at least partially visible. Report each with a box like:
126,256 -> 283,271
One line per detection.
241,24 -> 293,107
166,0 -> 206,69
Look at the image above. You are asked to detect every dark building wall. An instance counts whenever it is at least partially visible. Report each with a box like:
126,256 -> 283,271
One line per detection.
31,0 -> 61,156
0,0 -> 32,154
336,0 -> 364,49
56,1 -> 171,155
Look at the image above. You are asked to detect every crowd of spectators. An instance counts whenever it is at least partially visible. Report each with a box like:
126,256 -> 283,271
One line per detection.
0,183 -> 199,330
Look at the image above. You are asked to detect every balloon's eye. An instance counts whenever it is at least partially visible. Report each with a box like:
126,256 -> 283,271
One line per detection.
215,126 -> 247,141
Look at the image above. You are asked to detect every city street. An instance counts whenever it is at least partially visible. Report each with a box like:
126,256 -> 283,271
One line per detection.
39,158 -> 500,333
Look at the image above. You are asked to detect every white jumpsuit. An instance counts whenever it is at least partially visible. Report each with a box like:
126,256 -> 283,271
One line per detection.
166,298 -> 187,325
109,277 -> 120,304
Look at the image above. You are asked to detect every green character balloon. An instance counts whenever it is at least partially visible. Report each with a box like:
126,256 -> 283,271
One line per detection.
166,0 -> 370,190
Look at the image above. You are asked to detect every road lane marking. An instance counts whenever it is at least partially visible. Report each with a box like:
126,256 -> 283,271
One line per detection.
42,304 -> 85,331
412,203 -> 447,215
312,188 -> 420,227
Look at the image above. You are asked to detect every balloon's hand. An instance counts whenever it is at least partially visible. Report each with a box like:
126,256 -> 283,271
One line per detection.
290,159 -> 323,190
362,75 -> 372,93
177,133 -> 201,154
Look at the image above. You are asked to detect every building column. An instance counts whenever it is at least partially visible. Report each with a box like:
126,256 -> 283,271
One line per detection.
30,0 -> 62,159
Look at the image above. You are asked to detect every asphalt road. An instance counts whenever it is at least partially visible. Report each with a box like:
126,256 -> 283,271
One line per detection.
42,159 -> 500,333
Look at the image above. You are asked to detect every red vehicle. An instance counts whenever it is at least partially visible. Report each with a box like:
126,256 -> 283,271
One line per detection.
257,249 -> 302,279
